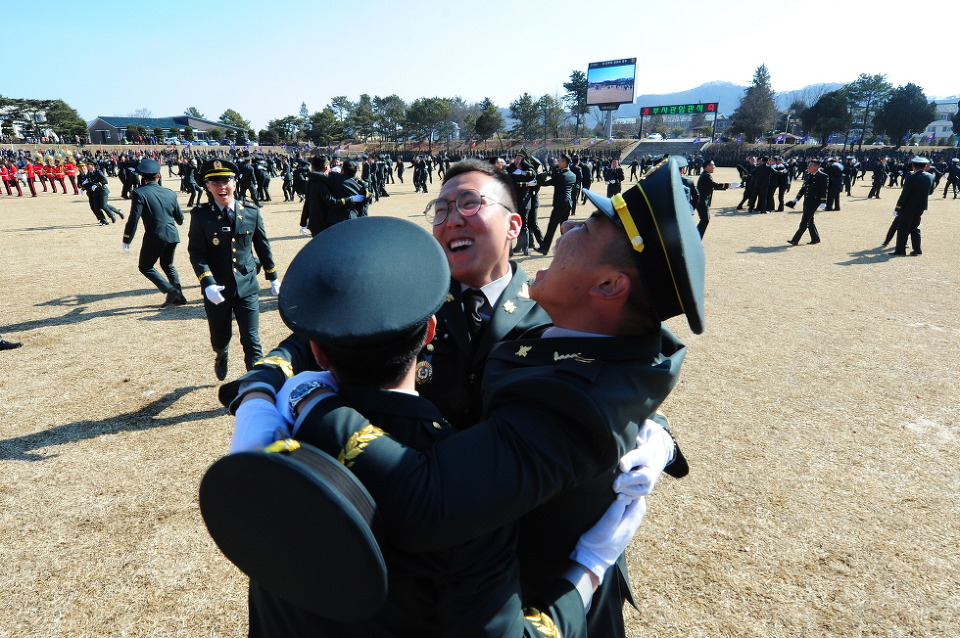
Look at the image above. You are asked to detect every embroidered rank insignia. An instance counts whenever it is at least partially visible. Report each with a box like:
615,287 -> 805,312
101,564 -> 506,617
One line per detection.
515,345 -> 532,358
517,283 -> 530,299
503,300 -> 516,314
338,424 -> 386,468
445,293 -> 455,303
252,355 -> 294,378
415,361 -> 433,384
522,609 -> 560,637
212,237 -> 220,246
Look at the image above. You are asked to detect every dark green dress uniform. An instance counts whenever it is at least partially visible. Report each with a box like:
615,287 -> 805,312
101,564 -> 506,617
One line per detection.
187,198 -> 278,370
218,262 -> 550,431
250,386 -> 588,638
123,170 -> 185,301
295,328 -> 687,638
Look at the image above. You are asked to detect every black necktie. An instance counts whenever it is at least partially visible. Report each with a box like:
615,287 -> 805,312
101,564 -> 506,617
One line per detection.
462,289 -> 486,338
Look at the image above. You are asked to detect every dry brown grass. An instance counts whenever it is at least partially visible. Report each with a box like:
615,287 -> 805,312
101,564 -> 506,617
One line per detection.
1,167 -> 957,637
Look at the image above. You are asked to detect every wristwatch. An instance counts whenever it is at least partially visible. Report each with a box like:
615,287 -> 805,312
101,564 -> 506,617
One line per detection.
287,381 -> 334,419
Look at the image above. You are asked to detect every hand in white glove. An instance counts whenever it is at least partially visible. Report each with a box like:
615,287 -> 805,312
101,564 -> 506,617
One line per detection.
729,181 -> 741,188
513,169 -> 525,175
613,419 -> 676,498
527,180 -> 538,187
817,203 -> 827,211
299,226 -> 309,235
276,371 -> 340,426
269,279 -> 281,296
570,495 -> 647,582
121,242 -> 130,253
231,398 -> 290,453
891,210 -> 898,217
349,194 -> 365,203
204,284 -> 226,305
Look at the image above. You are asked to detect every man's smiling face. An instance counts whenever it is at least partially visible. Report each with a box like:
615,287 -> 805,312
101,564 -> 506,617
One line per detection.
431,171 -> 521,289
206,177 -> 237,208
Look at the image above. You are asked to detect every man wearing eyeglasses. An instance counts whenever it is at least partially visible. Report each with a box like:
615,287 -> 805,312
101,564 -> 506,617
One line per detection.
220,159 -> 550,431
188,159 -> 281,381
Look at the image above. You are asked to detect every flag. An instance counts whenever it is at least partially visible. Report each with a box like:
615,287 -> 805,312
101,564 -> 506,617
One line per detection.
924,132 -> 935,142
755,137 -> 763,144
775,134 -> 785,142
736,134 -> 743,143
799,135 -> 809,144
900,133 -> 911,142
589,139 -> 597,145
470,141 -> 476,148
546,140 -> 552,146
849,134 -> 861,144
692,136 -> 702,144
573,139 -> 581,145
826,134 -> 835,144
532,140 -> 540,147
714,137 -> 721,143
606,139 -> 613,145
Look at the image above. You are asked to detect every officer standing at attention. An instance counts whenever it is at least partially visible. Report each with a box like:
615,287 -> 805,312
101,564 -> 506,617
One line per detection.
786,159 -> 828,246
188,159 -> 280,381
122,158 -> 188,308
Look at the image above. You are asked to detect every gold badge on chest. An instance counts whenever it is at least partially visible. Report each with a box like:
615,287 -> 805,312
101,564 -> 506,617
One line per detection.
415,361 -> 433,385
213,237 -> 220,246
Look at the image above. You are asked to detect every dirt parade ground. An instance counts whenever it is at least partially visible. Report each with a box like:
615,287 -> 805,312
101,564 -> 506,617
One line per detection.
0,163 -> 958,637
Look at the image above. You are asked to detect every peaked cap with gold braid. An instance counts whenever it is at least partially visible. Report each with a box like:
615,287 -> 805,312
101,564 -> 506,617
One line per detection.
582,158 -> 705,334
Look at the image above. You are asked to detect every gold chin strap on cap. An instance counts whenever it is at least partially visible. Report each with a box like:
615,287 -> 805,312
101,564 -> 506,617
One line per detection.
612,193 -> 644,253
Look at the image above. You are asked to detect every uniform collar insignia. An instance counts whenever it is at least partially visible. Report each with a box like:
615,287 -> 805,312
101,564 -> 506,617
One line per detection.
517,283 -> 530,299
515,345 -> 532,357
503,300 -> 516,314
445,293 -> 455,303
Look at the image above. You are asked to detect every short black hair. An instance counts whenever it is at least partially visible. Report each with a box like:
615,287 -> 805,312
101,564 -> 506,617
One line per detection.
443,159 -> 519,212
321,322 -> 429,387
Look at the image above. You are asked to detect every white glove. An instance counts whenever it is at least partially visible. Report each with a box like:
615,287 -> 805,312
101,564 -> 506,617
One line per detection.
613,419 -> 676,498
121,242 -> 130,253
729,181 -> 740,188
204,284 -> 226,304
570,495 -> 647,582
527,180 -> 538,187
276,371 -> 340,426
789,199 -> 798,206
269,279 -> 281,295
892,210 -> 898,217
231,398 -> 290,453
299,226 -> 309,235
817,203 -> 827,211
513,169 -> 525,175
349,194 -> 365,203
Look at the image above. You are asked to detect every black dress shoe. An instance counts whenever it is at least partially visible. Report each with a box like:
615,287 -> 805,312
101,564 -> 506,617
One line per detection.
786,239 -> 799,246
214,352 -> 229,381
909,250 -> 922,256
888,251 -> 907,256
808,240 -> 821,245
0,339 -> 22,350
99,220 -> 109,226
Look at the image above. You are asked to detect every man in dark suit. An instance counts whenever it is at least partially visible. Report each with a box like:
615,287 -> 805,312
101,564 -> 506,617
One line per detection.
506,152 -> 539,256
786,159 -> 828,246
122,159 -> 187,308
890,156 -> 935,256
537,154 -> 577,254
279,160 -> 698,638
696,160 -> 738,236
748,156 -> 774,213
236,155 -> 259,205
867,157 -> 888,199
298,156 -> 332,236
188,159 -> 280,381
824,157 -> 844,211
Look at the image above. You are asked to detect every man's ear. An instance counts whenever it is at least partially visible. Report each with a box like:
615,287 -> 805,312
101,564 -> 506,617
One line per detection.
309,341 -> 330,370
591,270 -> 632,301
506,211 -> 523,241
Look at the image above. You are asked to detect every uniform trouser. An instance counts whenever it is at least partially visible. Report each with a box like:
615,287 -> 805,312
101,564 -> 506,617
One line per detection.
894,211 -> 922,254
56,177 -> 67,193
139,238 -> 181,293
791,207 -> 820,243
943,179 -> 958,198
515,192 -> 539,250
540,203 -> 571,252
39,176 -> 48,191
86,195 -> 108,222
186,183 -> 199,207
606,183 -> 621,198
239,182 -> 259,204
826,186 -> 841,210
396,169 -> 404,183
750,184 -> 770,211
5,180 -> 23,196
695,202 -> 710,237
100,190 -> 122,216
868,181 -> 883,198
258,179 -> 271,201
68,175 -> 79,194
204,293 -> 262,369
282,179 -> 293,201
27,177 -> 37,197
581,182 -> 591,204
571,184 -> 582,217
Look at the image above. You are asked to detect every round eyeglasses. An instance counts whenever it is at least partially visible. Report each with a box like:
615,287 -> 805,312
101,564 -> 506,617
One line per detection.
424,189 -> 512,225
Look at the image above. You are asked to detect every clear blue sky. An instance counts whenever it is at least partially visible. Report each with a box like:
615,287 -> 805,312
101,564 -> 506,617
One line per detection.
6,0 -> 958,131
